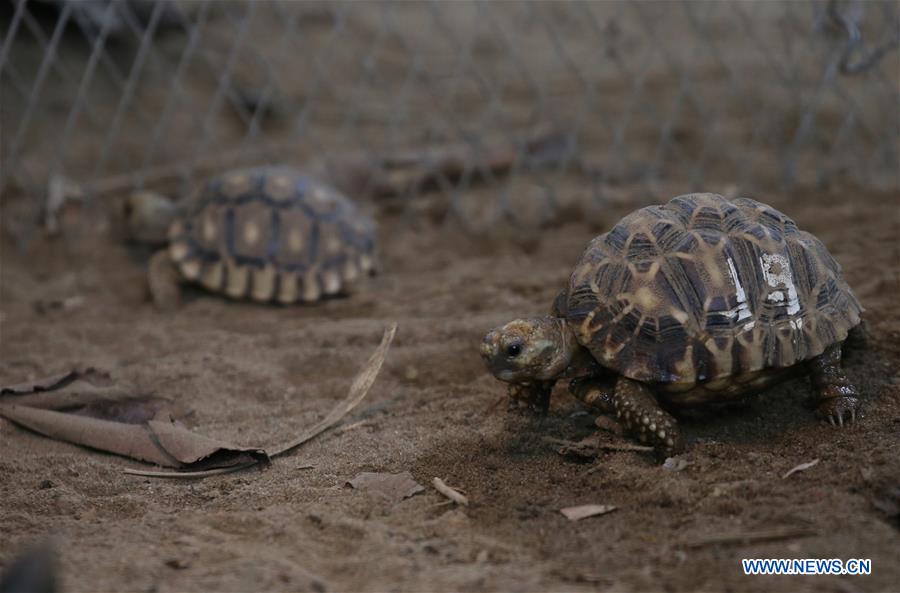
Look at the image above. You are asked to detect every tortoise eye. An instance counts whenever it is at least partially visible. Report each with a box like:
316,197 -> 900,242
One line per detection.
506,343 -> 522,357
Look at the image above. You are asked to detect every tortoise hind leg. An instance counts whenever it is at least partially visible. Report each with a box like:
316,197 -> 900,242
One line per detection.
148,250 -> 183,311
570,376 -> 683,458
809,343 -> 860,426
843,321 -> 869,351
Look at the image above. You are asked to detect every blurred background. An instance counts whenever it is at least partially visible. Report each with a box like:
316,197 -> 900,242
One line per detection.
1,0 -> 898,241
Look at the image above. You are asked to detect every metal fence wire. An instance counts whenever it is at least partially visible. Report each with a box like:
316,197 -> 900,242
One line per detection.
1,0 -> 898,234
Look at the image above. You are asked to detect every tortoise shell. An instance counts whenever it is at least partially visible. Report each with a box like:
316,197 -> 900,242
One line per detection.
166,166 -> 376,303
563,193 -> 862,386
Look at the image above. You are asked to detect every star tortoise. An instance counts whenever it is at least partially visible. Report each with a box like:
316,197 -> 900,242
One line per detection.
481,193 -> 864,457
125,166 -> 377,309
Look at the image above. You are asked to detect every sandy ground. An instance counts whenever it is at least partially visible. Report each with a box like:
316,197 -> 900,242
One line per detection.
2,2 -> 899,591
1,179 -> 898,593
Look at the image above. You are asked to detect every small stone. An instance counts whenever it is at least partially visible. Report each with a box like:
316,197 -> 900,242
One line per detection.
38,479 -> 55,490
663,457 -> 688,472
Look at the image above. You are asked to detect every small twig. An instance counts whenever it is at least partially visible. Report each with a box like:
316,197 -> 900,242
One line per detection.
337,419 -> 373,434
598,443 -> 654,453
683,527 -> 817,549
782,458 -> 820,479
543,436 -> 654,454
586,464 -> 604,475
123,462 -> 258,479
432,477 -> 469,506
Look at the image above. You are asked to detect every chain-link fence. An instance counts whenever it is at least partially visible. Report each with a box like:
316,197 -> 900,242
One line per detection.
1,0 -> 898,234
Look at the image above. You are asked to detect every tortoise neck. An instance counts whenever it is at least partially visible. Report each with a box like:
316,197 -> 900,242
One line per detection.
537,316 -> 580,379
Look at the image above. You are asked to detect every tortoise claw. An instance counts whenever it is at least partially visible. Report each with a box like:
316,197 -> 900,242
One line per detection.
816,395 -> 859,428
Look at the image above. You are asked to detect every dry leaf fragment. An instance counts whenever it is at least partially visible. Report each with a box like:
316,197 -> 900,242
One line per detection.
432,477 -> 469,506
782,458 -> 820,479
560,504 -> 618,521
346,471 -> 424,502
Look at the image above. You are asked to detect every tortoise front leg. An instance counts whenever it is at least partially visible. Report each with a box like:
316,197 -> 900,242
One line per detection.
809,343 -> 860,426
507,380 -> 555,415
147,250 -> 183,311
570,376 -> 683,457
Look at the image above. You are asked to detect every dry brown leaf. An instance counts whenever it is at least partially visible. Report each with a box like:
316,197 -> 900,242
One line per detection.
0,404 -> 267,470
125,322 -> 397,479
782,458 -> 820,479
2,324 -> 396,479
346,471 -> 424,502
560,504 -> 618,521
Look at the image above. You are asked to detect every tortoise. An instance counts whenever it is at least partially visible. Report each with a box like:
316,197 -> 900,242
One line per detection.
124,166 -> 377,309
481,193 -> 863,457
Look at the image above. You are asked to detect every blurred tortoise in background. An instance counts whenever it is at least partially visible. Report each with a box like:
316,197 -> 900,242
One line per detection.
481,193 -> 863,457
125,166 -> 377,309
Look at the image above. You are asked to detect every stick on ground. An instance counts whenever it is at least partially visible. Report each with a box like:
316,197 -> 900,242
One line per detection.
432,477 -> 469,506
683,527 -> 817,549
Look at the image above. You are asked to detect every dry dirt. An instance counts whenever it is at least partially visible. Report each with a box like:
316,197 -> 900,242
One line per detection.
2,2 -> 899,591
1,180 -> 898,593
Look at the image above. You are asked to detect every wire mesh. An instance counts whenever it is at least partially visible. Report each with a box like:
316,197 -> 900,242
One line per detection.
1,0 -> 898,235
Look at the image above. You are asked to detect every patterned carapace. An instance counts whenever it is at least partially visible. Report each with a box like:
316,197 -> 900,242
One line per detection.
166,166 -> 376,304
563,193 -> 862,388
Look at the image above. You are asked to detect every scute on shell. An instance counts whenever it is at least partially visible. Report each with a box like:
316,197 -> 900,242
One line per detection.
566,193 -> 862,385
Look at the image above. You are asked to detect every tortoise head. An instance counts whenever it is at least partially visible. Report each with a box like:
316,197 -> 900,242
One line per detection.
122,191 -> 177,246
481,317 -> 578,383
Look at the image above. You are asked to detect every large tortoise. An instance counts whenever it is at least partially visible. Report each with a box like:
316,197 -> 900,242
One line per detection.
125,166 -> 377,309
481,193 -> 863,457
